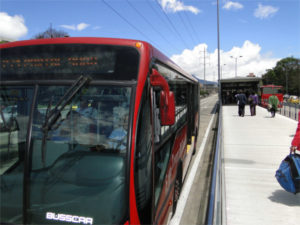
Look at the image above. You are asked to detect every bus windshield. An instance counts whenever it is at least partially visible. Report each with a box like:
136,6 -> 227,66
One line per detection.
0,84 -> 131,224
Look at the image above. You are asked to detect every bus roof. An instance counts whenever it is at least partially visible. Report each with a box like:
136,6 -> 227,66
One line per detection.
0,37 -> 197,83
0,37 -> 143,49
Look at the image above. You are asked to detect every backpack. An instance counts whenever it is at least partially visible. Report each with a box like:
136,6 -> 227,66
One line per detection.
248,96 -> 253,104
275,153 -> 300,194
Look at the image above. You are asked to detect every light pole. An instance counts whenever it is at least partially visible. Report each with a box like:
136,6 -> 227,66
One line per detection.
217,0 -> 221,102
203,47 -> 206,92
230,55 -> 242,77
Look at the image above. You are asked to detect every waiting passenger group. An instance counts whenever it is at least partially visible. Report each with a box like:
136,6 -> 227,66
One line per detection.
235,90 -> 259,117
234,90 -> 279,118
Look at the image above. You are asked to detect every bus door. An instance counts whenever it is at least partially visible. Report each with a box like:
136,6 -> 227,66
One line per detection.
187,82 -> 193,145
150,69 -> 177,225
134,79 -> 154,225
134,69 -> 174,225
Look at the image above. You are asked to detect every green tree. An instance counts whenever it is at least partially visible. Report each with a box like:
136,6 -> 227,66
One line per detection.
263,69 -> 278,85
33,25 -> 69,39
262,57 -> 300,95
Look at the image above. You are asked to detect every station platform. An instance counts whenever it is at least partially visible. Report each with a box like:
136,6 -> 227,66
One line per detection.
222,105 -> 300,225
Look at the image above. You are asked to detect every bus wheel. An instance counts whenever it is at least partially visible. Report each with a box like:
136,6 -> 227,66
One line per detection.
173,172 -> 182,214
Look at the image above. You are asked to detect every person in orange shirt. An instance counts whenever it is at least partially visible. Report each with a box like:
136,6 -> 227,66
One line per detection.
290,111 -> 300,153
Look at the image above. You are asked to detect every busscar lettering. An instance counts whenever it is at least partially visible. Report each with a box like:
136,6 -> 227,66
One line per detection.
46,212 -> 93,224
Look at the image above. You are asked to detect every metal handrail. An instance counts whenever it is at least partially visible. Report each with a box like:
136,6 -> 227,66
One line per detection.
279,102 -> 300,120
206,102 -> 226,225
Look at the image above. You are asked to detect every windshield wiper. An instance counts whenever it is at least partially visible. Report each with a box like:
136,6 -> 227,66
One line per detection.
41,75 -> 91,166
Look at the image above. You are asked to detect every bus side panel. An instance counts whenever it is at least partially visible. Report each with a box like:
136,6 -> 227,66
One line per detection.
155,125 -> 188,225
261,94 -> 283,108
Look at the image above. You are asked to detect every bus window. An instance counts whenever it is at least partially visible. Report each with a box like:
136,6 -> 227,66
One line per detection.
30,85 -> 132,165
154,141 -> 171,206
156,64 -> 188,134
262,87 -> 280,94
1,84 -> 132,225
0,86 -> 35,222
153,90 -> 162,143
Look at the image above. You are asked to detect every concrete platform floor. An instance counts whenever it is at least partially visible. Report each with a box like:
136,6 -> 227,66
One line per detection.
223,105 -> 300,225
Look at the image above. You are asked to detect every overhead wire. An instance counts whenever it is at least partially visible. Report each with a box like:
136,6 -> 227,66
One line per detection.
102,0 -> 201,56
125,0 -> 180,53
145,0 -> 176,36
182,11 -> 201,45
102,0 -> 160,48
177,11 -> 197,46
154,0 -> 190,49
145,0 -> 183,53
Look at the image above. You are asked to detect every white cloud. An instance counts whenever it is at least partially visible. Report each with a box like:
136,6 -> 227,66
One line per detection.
254,3 -> 279,19
92,26 -> 101,30
60,25 -> 76,30
60,23 -> 90,31
0,12 -> 28,41
159,0 -> 200,14
77,23 -> 90,31
171,40 -> 280,81
223,1 -> 244,10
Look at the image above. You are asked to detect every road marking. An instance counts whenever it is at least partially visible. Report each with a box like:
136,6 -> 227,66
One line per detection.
169,109 -> 216,225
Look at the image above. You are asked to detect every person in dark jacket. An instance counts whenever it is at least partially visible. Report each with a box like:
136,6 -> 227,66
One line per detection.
235,90 -> 247,117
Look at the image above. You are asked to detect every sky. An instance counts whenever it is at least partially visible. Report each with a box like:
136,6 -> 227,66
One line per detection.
1,0 -> 300,81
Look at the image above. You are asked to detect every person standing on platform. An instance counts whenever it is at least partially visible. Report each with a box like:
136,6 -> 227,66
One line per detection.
290,111 -> 300,153
268,94 -> 279,117
235,90 -> 247,117
249,91 -> 259,116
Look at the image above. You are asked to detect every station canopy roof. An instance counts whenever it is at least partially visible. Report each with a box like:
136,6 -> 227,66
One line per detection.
220,76 -> 261,83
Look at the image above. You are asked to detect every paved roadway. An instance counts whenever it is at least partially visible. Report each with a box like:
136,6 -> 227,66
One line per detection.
169,93 -> 219,225
223,105 -> 300,225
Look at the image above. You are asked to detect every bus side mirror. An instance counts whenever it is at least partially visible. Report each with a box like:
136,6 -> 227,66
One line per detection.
150,69 -> 175,126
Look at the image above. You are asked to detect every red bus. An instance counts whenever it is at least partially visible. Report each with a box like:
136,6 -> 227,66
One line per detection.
260,85 -> 283,108
0,37 -> 200,225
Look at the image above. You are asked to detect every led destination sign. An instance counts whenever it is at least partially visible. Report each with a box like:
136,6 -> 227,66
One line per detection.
0,44 -> 139,80
2,57 -> 99,69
